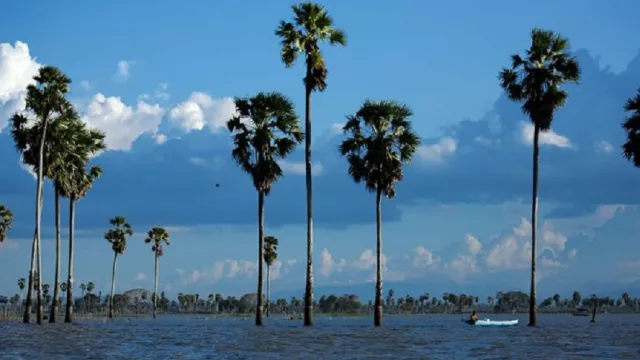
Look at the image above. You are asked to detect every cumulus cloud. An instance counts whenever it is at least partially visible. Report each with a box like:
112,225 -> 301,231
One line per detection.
81,93 -> 165,150
115,60 -> 134,82
175,258 -> 272,286
412,246 -> 440,269
568,248 -> 578,258
168,92 -> 236,132
596,140 -> 613,153
278,160 -> 324,176
0,41 -> 40,131
446,234 -> 483,280
519,122 -> 572,148
320,248 -> 346,277
416,136 -> 457,163
351,248 -> 387,271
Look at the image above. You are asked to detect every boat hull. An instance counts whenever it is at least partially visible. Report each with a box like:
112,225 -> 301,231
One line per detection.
464,319 -> 519,326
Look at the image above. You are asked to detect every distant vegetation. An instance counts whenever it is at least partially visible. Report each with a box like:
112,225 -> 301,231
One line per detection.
1,289 -> 639,319
1,1 -> 640,328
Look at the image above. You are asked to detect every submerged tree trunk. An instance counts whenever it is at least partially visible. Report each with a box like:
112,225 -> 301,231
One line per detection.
374,189 -> 383,327
303,72 -> 314,327
36,228 -> 43,324
256,190 -> 265,326
50,186 -> 61,323
65,196 -> 76,323
528,124 -> 540,327
23,228 -> 37,323
266,265 -> 270,317
153,252 -> 159,318
35,118 -> 49,325
109,252 -> 118,319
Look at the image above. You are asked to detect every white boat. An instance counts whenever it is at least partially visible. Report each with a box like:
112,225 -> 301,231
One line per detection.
464,318 -> 519,326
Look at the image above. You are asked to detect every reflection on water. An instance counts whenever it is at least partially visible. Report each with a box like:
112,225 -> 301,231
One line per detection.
1,314 -> 639,359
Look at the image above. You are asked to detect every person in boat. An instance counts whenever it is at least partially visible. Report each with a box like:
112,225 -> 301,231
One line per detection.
469,310 -> 478,323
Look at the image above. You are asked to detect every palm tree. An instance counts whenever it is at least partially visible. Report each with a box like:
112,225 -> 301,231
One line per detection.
0,205 -> 12,243
622,88 -> 640,166
145,227 -> 170,318
105,216 -> 133,319
276,2 -> 346,326
86,281 -> 95,313
339,100 -> 420,326
263,235 -> 279,317
498,28 -> 580,326
17,278 -> 25,300
62,163 -> 105,323
10,66 -> 72,324
227,92 -> 303,326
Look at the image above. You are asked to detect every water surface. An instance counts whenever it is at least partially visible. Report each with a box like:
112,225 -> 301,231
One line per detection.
2,314 -> 639,359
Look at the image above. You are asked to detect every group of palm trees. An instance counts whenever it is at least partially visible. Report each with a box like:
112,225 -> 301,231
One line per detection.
1,2 -> 640,329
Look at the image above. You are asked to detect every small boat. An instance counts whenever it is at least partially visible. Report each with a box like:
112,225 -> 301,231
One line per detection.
463,318 -> 519,326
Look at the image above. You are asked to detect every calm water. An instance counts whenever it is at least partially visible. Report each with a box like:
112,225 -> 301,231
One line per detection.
1,314 -> 639,359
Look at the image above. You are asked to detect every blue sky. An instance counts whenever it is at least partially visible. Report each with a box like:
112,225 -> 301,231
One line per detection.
1,0 -> 640,300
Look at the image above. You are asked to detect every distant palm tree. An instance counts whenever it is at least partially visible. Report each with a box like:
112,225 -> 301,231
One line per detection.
263,235 -> 279,317
105,216 -> 133,319
622,88 -> 640,166
227,92 -> 303,326
10,66 -> 72,324
499,28 -> 580,326
145,227 -> 170,318
276,2 -> 346,326
0,205 -> 12,243
339,100 -> 420,326
17,278 -> 25,301
86,281 -> 95,313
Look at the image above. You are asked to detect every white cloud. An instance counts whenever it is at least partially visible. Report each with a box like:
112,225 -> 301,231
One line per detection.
285,259 -> 297,266
568,248 -> 578,258
520,122 -> 572,148
320,248 -> 346,277
412,246 -> 440,269
176,259 -> 262,286
278,160 -> 324,176
134,272 -> 146,281
168,92 -> 236,132
351,248 -> 387,271
416,136 -> 457,163
541,222 -> 567,253
0,41 -> 41,132
189,157 -> 206,166
446,234 -> 483,280
139,83 -> 170,102
79,80 -> 92,91
115,60 -> 134,82
331,123 -> 344,134
81,93 -> 165,151
596,140 -> 613,153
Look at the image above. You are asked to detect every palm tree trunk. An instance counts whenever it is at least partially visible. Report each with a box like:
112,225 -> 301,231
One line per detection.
65,196 -> 76,323
528,123 -> 540,327
256,190 -> 265,326
374,189 -> 383,327
303,71 -> 314,327
109,252 -> 118,319
49,185 -> 61,323
36,228 -> 43,324
266,265 -> 270,317
34,118 -> 49,325
153,253 -> 158,318
23,228 -> 37,323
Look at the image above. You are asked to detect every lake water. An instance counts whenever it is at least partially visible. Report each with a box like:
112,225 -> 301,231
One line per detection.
1,314 -> 639,359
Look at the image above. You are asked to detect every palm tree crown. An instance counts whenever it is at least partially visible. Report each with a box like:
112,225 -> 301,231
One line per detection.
622,88 -> 640,167
227,92 -> 304,194
105,216 -> 133,255
339,100 -> 421,197
145,227 -> 170,257
275,1 -> 346,91
264,236 -> 279,266
498,28 -> 580,130
0,205 -> 12,242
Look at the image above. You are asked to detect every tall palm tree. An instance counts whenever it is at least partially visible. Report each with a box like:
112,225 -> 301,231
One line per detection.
0,205 -> 12,242
86,281 -> 95,313
227,92 -> 303,326
263,235 -> 279,317
17,278 -> 25,301
105,216 -> 133,319
276,2 -> 346,326
61,163 -> 105,323
10,66 -> 72,324
499,28 -> 580,326
622,88 -> 640,166
339,100 -> 420,326
145,227 -> 170,318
